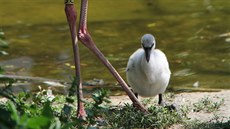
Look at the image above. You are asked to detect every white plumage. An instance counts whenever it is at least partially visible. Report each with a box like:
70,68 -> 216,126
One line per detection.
126,34 -> 171,99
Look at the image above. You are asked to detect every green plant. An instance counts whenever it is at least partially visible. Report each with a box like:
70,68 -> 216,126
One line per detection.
1,80 -> 229,129
84,88 -> 111,127
141,97 -> 153,106
185,115 -> 230,129
193,96 -> 224,112
7,101 -> 52,129
105,103 -> 189,128
0,82 -> 114,128
0,84 -> 75,129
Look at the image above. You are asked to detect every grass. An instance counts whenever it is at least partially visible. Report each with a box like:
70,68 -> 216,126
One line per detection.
105,104 -> 188,128
193,96 -> 224,113
0,80 -> 229,129
185,114 -> 230,129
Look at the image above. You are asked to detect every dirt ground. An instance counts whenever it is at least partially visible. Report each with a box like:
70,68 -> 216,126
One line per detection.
107,90 -> 230,123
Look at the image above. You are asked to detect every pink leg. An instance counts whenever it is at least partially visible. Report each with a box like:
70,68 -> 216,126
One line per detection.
78,0 -> 146,112
65,0 -> 86,119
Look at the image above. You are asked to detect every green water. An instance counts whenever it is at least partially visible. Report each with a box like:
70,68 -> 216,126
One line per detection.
0,0 -> 230,90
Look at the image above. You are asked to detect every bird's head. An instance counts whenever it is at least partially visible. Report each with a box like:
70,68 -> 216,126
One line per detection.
141,34 -> 156,62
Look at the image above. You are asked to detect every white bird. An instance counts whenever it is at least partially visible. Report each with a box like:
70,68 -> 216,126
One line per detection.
126,34 -> 171,105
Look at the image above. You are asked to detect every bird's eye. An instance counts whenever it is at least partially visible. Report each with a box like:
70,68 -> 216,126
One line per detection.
150,43 -> 154,48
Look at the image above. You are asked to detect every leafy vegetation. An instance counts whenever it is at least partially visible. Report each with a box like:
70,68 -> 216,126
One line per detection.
193,96 -> 224,112
0,83 -> 67,129
105,104 -> 189,128
0,80 -> 229,129
185,114 -> 230,129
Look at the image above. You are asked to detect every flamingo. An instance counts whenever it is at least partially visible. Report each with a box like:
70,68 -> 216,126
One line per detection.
64,0 -> 146,118
126,34 -> 171,105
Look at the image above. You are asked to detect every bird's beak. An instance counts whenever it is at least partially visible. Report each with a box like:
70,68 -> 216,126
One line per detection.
144,47 -> 151,62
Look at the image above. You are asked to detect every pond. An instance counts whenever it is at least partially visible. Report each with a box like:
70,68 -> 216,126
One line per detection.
0,0 -> 230,92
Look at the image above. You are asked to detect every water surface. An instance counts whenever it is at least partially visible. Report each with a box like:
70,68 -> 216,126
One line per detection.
0,0 -> 230,91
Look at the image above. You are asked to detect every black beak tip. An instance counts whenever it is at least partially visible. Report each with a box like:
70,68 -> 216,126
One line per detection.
146,57 -> 150,63
144,47 -> 151,63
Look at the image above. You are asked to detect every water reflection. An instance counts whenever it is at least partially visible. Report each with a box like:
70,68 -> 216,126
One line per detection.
0,0 -> 230,90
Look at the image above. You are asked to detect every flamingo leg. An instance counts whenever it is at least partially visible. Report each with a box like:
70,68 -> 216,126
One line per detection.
77,0 -> 146,112
65,0 -> 86,119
